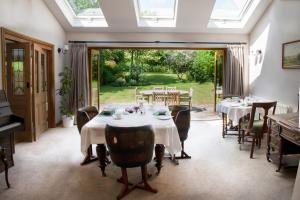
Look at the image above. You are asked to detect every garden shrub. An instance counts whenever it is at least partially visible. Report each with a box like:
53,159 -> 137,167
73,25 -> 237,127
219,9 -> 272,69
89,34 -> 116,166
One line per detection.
102,68 -> 115,84
128,79 -> 137,86
113,77 -> 127,87
189,64 -> 209,83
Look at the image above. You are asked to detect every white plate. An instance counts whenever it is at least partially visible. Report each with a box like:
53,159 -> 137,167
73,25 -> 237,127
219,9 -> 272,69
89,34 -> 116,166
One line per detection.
157,116 -> 171,120
112,115 -> 122,120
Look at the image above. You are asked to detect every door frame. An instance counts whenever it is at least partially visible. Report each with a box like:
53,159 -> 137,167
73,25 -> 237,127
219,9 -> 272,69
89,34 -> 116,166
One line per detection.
0,27 -> 56,141
87,46 -> 226,112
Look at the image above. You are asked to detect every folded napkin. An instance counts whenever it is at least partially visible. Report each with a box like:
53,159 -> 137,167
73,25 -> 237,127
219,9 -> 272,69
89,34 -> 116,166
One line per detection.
153,109 -> 168,116
99,108 -> 115,116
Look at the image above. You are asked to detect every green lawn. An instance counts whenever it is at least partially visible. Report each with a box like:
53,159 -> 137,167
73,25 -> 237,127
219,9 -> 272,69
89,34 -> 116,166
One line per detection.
92,73 -> 214,105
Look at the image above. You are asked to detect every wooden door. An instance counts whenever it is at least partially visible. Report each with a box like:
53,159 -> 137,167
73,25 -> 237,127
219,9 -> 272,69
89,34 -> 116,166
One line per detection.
33,44 -> 48,140
6,43 -> 33,141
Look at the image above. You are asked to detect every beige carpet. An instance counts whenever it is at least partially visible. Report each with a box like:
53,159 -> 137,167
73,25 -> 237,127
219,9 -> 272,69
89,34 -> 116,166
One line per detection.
0,120 -> 297,200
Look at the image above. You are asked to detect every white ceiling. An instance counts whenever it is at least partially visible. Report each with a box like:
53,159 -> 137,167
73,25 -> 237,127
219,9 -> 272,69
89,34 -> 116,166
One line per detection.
44,0 -> 272,34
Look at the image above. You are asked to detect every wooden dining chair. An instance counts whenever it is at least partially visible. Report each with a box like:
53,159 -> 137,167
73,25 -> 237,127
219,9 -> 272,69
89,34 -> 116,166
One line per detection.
0,146 -> 10,188
135,87 -> 149,104
153,86 -> 164,91
77,106 -> 99,165
135,87 -> 142,103
169,105 -> 191,159
166,91 -> 180,106
105,125 -> 157,200
166,86 -> 176,91
240,101 -> 277,158
179,88 -> 193,109
153,91 -> 166,105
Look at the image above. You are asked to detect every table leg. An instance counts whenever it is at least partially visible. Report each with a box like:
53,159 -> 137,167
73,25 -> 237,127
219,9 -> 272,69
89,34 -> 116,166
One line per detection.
238,119 -> 241,144
155,144 -> 165,175
222,113 -> 225,138
96,144 -> 108,177
276,138 -> 283,172
225,114 -> 228,135
81,145 -> 98,165
266,120 -> 272,162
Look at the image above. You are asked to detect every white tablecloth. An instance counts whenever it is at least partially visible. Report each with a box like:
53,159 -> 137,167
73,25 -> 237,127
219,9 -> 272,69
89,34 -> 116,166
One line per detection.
81,105 -> 182,156
217,100 -> 252,126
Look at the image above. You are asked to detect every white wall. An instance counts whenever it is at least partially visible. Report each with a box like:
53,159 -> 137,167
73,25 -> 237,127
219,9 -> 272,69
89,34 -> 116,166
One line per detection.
249,0 -> 300,110
0,0 -> 67,123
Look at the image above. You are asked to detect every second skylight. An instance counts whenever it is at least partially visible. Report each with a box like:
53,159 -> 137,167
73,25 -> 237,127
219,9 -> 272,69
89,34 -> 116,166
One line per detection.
135,0 -> 178,27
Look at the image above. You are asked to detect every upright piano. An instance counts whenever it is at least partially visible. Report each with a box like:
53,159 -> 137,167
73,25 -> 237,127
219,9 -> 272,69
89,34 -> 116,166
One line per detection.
0,90 -> 24,172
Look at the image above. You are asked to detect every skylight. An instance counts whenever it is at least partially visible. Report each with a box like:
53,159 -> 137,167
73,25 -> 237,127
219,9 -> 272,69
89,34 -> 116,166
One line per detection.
56,0 -> 108,27
66,0 -> 104,18
138,0 -> 176,19
208,0 -> 260,29
134,0 -> 178,27
210,0 -> 253,21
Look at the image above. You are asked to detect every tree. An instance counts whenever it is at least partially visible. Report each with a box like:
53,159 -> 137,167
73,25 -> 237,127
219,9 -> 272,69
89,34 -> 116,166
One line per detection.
189,50 -> 215,83
128,49 -> 143,82
166,51 -> 194,81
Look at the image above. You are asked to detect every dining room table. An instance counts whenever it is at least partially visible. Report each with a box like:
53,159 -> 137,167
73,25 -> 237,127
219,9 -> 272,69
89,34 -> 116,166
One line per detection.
216,97 -> 259,142
80,104 -> 182,176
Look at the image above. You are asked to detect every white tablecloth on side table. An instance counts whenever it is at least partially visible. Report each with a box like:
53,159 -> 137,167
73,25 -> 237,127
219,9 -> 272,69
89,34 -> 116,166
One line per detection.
81,105 -> 182,156
217,101 -> 252,126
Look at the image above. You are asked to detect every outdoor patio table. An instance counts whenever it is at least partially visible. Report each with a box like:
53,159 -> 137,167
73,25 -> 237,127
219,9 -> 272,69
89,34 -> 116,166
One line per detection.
140,89 -> 189,103
81,104 -> 182,175
140,89 -> 188,96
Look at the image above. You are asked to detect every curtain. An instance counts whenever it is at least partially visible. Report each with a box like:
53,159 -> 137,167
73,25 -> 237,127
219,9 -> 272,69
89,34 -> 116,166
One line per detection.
224,45 -> 245,97
69,43 -> 90,113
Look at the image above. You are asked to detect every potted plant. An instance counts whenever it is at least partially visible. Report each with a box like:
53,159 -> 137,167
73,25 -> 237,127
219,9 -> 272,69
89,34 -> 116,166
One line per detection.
57,66 -> 74,128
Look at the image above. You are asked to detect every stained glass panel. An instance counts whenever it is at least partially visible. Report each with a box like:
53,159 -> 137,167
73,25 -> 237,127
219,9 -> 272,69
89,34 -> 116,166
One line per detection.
12,49 -> 25,95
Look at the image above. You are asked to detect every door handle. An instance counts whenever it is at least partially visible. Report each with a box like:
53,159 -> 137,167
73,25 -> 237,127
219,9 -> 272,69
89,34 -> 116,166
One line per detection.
27,82 -> 30,88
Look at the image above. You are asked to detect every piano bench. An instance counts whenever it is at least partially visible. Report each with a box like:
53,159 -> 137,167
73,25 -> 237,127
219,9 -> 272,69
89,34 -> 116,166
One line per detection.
0,146 -> 10,188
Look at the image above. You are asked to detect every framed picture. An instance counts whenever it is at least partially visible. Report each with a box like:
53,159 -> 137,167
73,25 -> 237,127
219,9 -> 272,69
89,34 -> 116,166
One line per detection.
282,40 -> 300,69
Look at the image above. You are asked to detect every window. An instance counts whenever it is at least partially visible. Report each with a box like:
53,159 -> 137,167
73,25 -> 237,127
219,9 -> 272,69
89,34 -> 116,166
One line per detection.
138,0 -> 176,19
208,0 -> 260,29
65,0 -> 104,18
210,0 -> 253,21
134,0 -> 178,27
56,0 -> 108,27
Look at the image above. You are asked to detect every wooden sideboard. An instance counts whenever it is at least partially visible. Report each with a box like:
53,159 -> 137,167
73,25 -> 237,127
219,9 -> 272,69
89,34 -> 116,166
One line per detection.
267,113 -> 300,172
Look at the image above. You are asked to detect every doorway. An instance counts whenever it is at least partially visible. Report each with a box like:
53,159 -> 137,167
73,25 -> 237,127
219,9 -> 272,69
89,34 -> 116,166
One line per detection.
1,28 -> 55,142
88,47 -> 225,120
33,44 -> 49,139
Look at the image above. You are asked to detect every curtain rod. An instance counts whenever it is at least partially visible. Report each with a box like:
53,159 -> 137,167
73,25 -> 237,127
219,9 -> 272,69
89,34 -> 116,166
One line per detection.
68,40 -> 247,45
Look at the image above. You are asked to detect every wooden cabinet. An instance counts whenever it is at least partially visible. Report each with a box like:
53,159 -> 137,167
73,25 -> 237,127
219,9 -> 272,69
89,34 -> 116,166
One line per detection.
267,113 -> 300,172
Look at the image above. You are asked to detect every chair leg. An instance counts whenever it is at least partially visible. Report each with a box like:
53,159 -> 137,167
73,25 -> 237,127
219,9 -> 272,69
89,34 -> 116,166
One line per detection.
176,142 -> 191,159
250,137 -> 256,159
137,165 -> 158,193
1,148 -> 10,188
117,168 -> 133,200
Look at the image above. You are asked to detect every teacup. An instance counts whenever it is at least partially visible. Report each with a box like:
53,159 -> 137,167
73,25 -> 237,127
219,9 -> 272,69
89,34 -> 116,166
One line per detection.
114,111 -> 122,119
